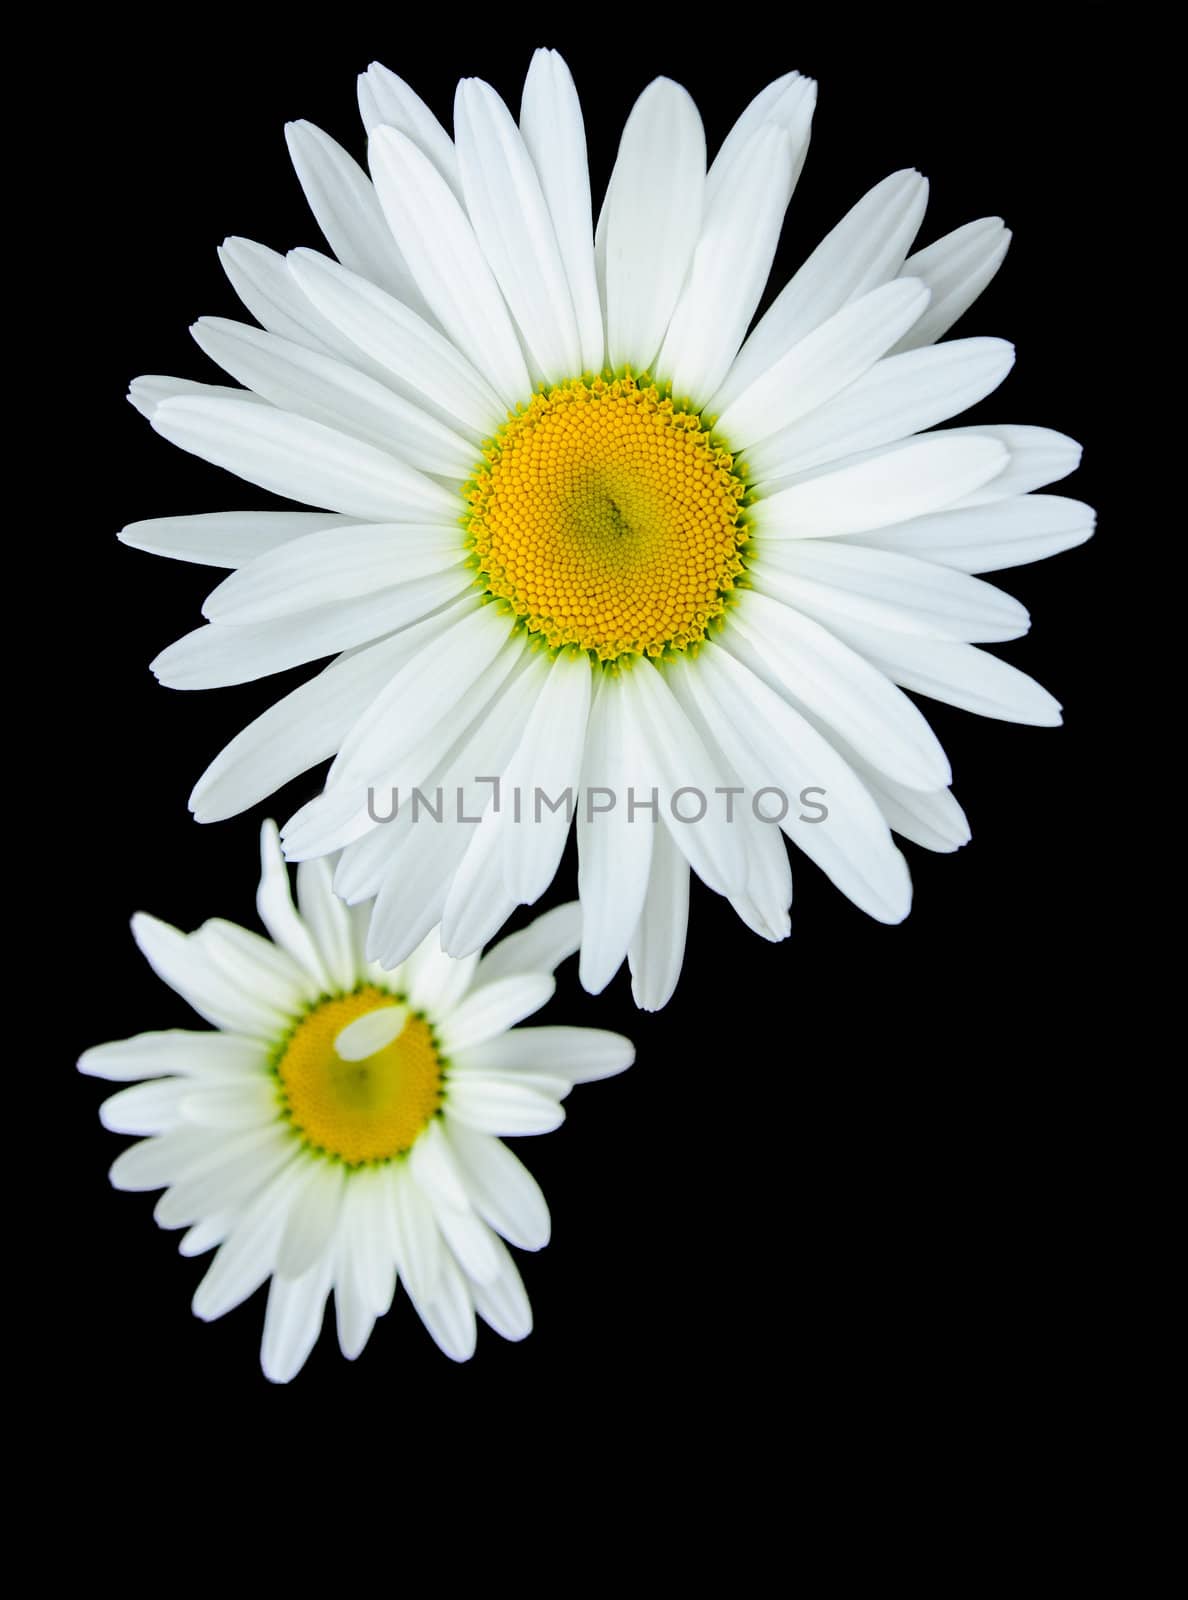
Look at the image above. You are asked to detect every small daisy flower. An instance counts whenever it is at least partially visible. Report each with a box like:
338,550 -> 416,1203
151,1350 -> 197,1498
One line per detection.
126,50 -> 1094,1009
79,822 -> 633,1382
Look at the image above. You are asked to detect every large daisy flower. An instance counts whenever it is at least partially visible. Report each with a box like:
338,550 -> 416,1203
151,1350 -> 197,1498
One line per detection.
126,50 -> 1094,1009
78,822 -> 632,1382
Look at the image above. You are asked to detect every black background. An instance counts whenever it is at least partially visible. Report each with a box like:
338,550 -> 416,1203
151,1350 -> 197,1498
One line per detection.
49,12 -> 1117,1457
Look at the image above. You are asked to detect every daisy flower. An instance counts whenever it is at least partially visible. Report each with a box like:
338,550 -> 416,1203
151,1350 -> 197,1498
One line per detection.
125,50 -> 1094,1009
78,822 -> 633,1382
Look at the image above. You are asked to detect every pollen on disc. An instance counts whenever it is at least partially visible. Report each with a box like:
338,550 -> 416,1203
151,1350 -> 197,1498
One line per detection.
273,986 -> 444,1165
466,376 -> 750,661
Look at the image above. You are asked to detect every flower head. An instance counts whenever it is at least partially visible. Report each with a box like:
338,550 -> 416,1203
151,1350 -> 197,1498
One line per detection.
126,51 -> 1093,1008
79,822 -> 632,1381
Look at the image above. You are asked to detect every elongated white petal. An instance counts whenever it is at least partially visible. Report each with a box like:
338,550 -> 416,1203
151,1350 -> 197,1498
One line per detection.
190,317 -> 475,480
79,1030 -> 265,1082
261,1253 -> 334,1383
452,1024 -> 633,1085
388,1164 -> 443,1305
275,1161 -> 346,1281
936,425 -> 1084,506
717,277 -> 929,450
469,1238 -> 533,1341
840,494 -> 1094,574
472,902 -> 582,989
753,541 -> 1029,641
152,396 -> 456,524
627,822 -> 690,1012
501,652 -> 592,907
729,591 -> 951,790
284,119 -> 427,310
747,338 -> 1015,485
620,659 -> 748,895
455,78 -> 581,383
369,126 -> 531,406
180,1077 -> 281,1130
128,375 -> 265,419
519,49 -> 604,373
203,523 -> 465,625
196,917 -> 312,1019
288,249 -> 503,439
891,218 -> 1011,350
439,974 -> 555,1054
445,1075 -> 566,1137
192,1159 -> 310,1321
130,914 -> 291,1039
401,929 -> 478,1020
153,1124 -> 295,1227
660,124 -> 797,405
408,1120 -> 471,1214
296,858 -> 357,993
413,1251 -> 477,1362
670,646 -> 912,923
705,71 -> 815,213
820,616 -> 1063,725
119,510 -> 347,570
190,603 -> 470,822
154,569 -> 470,690
756,435 -> 1008,538
255,819 -> 330,990
602,78 -> 706,372
576,675 -> 654,994
358,61 -> 461,196
862,770 -> 971,854
99,1079 -> 189,1135
711,169 -> 928,414
446,1122 -> 550,1251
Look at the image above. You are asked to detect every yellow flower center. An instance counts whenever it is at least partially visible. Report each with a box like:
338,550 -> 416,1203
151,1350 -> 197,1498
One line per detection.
466,376 -> 749,661
273,986 -> 444,1165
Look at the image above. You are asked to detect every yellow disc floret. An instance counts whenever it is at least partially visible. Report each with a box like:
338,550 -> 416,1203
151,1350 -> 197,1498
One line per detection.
273,986 -> 444,1165
466,376 -> 749,662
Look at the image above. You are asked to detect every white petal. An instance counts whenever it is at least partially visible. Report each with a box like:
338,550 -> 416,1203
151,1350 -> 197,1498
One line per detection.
130,914 -> 291,1039
288,248 -> 503,439
730,590 -> 952,789
119,510 -> 346,570
576,675 -> 654,994
756,435 -> 1009,539
357,62 -> 461,196
369,127 -> 531,406
284,119 -> 428,312
194,917 -> 314,1018
446,1122 -> 550,1250
151,396 -> 456,523
469,1238 -> 533,1342
445,1075 -> 565,1137
747,338 -> 1015,485
79,1030 -> 265,1082
275,1161 -> 347,1281
455,77 -> 581,383
256,819 -> 330,991
260,1252 -> 334,1383
865,773 -> 971,854
332,1005 -> 406,1063
627,822 -> 690,1012
499,651 -> 592,908
108,1127 -> 219,1193
711,169 -> 928,415
192,1158 -> 310,1321
891,218 -> 1011,351
190,316 -> 475,480
296,857 -> 357,993
401,928 -> 479,1019
388,1164 -> 443,1305
472,902 -> 583,989
180,1077 -> 281,1130
439,975 -> 555,1054
819,616 -> 1062,726
943,426 -> 1084,506
670,646 -> 912,923
433,1203 -> 502,1288
753,541 -> 1030,641
153,1124 -> 295,1228
659,123 -> 797,405
190,603 -> 469,822
99,1079 -> 189,1135
411,1250 -> 477,1362
408,1117 -> 471,1213
704,71 -> 815,213
519,49 -> 604,374
838,494 -> 1094,574
153,571 -> 470,691
716,278 -> 929,448
128,374 -> 264,419
602,78 -> 706,373
451,1024 -> 634,1086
